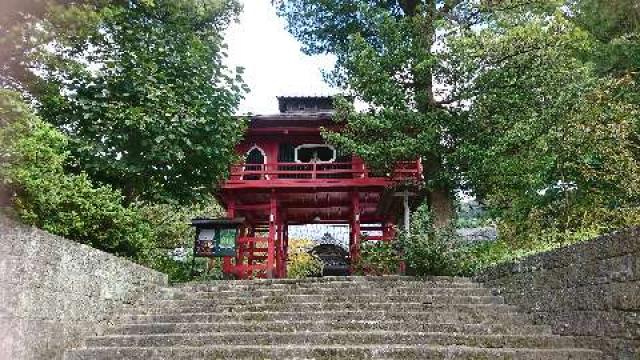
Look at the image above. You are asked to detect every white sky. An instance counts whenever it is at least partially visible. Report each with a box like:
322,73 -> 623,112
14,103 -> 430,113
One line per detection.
226,0 -> 337,115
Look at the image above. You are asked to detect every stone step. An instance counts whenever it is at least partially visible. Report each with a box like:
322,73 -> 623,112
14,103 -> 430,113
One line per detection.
104,321 -> 552,336
177,281 -> 481,291
119,309 -> 534,325
64,345 -> 603,360
176,276 -> 473,287
160,286 -> 494,299
144,294 -> 505,306
176,277 -> 479,292
84,331 -> 580,349
123,302 -> 516,315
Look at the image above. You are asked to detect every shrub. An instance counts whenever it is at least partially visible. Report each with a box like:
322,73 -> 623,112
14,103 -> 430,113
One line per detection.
398,204 -> 464,276
287,239 -> 323,278
1,90 -> 233,283
0,90 -> 153,261
355,239 -> 400,275
137,198 -> 223,250
149,249 -> 223,284
402,233 -> 462,276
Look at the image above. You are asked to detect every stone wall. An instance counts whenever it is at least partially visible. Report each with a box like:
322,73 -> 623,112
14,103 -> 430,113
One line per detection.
0,214 -> 168,360
476,228 -> 640,359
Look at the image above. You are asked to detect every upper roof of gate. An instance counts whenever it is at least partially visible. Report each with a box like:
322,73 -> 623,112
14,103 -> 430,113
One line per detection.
277,96 -> 336,114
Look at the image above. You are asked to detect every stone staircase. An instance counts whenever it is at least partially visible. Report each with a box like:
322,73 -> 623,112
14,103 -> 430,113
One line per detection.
64,276 -> 602,359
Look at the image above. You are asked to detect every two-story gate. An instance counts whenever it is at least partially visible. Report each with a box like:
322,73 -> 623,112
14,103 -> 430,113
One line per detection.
214,96 -> 422,279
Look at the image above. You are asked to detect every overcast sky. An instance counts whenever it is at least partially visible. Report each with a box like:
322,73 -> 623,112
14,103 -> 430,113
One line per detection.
226,0 -> 337,115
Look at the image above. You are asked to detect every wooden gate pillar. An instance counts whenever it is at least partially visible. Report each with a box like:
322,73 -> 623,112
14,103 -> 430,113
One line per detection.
267,191 -> 277,278
349,191 -> 361,268
282,216 -> 289,278
247,225 -> 256,278
223,198 -> 236,277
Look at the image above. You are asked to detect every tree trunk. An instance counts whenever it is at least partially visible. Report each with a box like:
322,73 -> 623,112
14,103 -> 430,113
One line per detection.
422,153 -> 454,228
402,0 -> 453,228
428,186 -> 454,228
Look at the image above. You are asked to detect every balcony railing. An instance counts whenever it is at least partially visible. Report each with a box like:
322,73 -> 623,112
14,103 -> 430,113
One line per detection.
226,161 -> 422,183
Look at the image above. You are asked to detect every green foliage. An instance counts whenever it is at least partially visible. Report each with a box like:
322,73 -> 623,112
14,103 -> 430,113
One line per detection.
449,9 -> 640,243
149,249 -> 223,284
452,229 -> 612,275
137,197 -> 225,283
287,239 -> 323,278
0,89 -> 153,260
25,0 -> 247,203
400,204 -> 465,276
137,198 -> 223,250
278,0 -> 470,223
355,239 -> 400,276
280,0 -> 640,240
0,89 -> 232,277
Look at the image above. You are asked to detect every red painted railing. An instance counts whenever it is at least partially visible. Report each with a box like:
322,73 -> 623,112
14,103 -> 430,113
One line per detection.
227,160 -> 422,182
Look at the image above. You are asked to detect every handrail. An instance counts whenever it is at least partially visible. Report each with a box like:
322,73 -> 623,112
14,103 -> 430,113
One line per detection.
228,160 -> 422,182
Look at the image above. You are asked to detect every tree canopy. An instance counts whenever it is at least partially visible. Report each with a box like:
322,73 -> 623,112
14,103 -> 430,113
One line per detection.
22,0 -> 248,203
277,0 -> 491,226
0,89 -> 154,259
278,0 -> 640,237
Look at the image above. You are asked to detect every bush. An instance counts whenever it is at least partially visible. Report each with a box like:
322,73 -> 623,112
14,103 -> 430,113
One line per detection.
399,205 -> 567,276
149,249 -> 223,284
0,90 -> 154,260
137,198 -> 223,250
399,204 -> 466,276
287,239 -> 323,278
355,240 -> 400,275
403,229 -> 461,276
1,90 -> 237,284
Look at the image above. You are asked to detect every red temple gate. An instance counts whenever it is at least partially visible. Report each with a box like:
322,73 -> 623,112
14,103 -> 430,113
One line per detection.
214,96 -> 423,279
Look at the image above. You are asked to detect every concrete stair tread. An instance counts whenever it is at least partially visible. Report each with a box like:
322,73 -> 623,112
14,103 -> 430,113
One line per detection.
162,287 -> 495,298
151,295 -> 504,304
176,275 -> 474,285
104,321 -> 552,335
65,344 -> 603,360
63,276 -> 600,360
177,282 -> 481,290
84,330 -> 583,348
123,303 -> 519,314
176,278 -> 481,292
119,309 -> 534,324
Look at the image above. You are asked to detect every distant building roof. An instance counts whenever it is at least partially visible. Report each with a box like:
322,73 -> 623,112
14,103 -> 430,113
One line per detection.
277,96 -> 336,114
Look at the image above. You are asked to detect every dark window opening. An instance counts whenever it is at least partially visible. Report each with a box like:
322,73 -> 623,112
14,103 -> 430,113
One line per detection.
297,146 -> 334,163
278,144 -> 296,163
278,144 -> 301,179
244,147 -> 265,180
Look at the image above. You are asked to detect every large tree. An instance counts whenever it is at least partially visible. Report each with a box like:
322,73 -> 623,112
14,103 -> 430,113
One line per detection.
0,0 -> 125,87
277,0 -> 640,235
276,0 -> 511,226
22,0 -> 248,204
450,10 -> 640,240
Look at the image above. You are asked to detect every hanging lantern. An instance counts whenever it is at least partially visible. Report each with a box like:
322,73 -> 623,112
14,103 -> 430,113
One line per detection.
191,218 -> 244,257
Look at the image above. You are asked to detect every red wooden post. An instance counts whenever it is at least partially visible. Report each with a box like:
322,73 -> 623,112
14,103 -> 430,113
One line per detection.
275,210 -> 289,278
222,257 -> 233,277
235,224 -> 244,278
352,157 -> 366,178
282,217 -> 289,278
247,225 -> 255,279
227,198 -> 236,218
267,191 -> 277,278
224,199 -> 237,278
275,215 -> 283,278
350,192 -> 361,268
